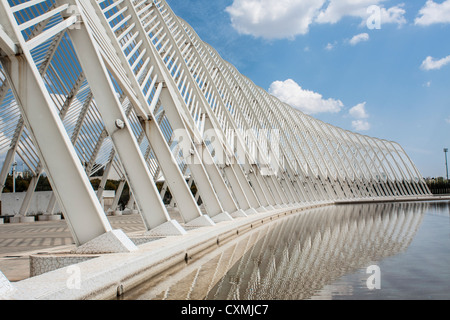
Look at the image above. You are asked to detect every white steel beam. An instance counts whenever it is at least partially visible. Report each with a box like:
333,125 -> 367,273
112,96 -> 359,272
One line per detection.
0,52 -> 112,246
66,14 -> 184,233
0,24 -> 18,56
81,0 -> 217,225
147,2 -> 263,211
1,0 -> 127,247
118,0 -> 245,215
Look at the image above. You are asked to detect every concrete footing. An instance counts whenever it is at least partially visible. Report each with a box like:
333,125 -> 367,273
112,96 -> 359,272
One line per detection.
231,209 -> 247,218
143,220 -> 187,237
30,254 -> 99,277
0,218 -> 3,224
211,212 -> 234,223
71,230 -> 138,254
28,233 -> 170,277
185,214 -> 215,227
245,208 -> 259,215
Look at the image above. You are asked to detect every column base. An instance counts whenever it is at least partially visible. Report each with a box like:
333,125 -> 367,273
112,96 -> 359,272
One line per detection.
185,215 -> 215,227
122,208 -> 139,215
245,208 -> 259,215
30,254 -> 98,278
211,212 -> 234,223
143,220 -> 187,237
231,209 -> 247,218
71,230 -> 138,254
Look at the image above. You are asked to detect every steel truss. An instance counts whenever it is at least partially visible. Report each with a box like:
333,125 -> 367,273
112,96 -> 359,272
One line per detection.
0,0 -> 430,250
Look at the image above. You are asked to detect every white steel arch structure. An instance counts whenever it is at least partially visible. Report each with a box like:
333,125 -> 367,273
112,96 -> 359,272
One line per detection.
0,0 -> 430,251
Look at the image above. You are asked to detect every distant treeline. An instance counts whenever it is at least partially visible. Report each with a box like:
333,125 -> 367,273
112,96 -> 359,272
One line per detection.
426,179 -> 450,195
2,174 -> 52,193
2,173 -> 199,209
2,173 -> 122,193
2,174 -> 129,208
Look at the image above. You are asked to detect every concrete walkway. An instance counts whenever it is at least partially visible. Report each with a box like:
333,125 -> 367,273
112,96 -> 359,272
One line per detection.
0,214 -> 147,282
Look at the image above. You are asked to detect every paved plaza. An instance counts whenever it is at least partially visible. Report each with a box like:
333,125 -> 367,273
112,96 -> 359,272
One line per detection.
0,214 -> 147,281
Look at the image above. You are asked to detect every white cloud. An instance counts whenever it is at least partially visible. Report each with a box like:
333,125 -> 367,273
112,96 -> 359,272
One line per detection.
349,33 -> 369,45
317,1 -> 406,26
379,5 -> 407,26
446,117 -> 450,124
225,0 -> 325,39
226,0 -> 407,39
352,120 -> 371,131
268,79 -> 343,115
421,55 -> 450,71
349,102 -> 370,131
349,102 -> 369,119
325,42 -> 335,50
316,0 -> 374,24
415,0 -> 450,26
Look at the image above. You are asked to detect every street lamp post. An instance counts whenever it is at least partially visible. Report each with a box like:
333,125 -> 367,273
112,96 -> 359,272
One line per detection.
12,161 -> 17,193
444,148 -> 449,181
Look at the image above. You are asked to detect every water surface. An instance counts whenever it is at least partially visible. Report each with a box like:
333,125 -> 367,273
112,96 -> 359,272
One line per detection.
124,201 -> 450,300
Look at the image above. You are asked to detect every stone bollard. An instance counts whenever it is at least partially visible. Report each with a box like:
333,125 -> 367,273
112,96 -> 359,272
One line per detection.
9,216 -> 21,224
46,214 -> 62,221
20,216 -> 36,223
10,216 -> 35,223
38,214 -> 62,221
122,208 -> 133,215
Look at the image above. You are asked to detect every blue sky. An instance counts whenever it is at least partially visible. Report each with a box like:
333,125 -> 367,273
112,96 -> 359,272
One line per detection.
167,0 -> 450,178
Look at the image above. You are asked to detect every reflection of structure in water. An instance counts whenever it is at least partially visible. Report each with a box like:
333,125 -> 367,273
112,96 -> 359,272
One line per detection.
422,201 -> 450,218
208,203 -> 426,300
127,202 -> 427,300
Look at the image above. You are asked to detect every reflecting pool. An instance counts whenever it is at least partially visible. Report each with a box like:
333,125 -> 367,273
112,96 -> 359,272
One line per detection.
124,201 -> 450,300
